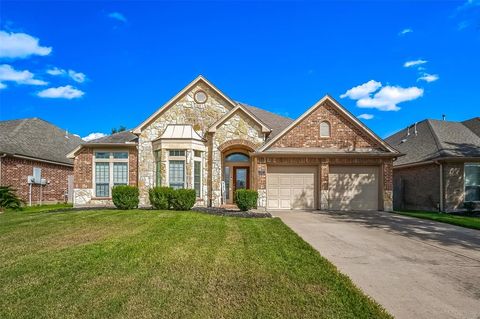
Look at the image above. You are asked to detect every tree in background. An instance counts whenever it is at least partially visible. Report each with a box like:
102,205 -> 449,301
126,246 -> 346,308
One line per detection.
111,126 -> 127,134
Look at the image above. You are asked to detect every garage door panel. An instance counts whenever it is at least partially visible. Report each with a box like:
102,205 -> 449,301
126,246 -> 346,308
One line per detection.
267,167 -> 316,210
328,166 -> 379,211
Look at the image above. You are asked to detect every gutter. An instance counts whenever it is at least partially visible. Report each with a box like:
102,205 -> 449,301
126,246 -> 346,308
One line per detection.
251,152 -> 401,158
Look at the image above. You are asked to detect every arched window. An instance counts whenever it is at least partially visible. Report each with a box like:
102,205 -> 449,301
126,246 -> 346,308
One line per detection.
320,121 -> 331,137
225,153 -> 249,162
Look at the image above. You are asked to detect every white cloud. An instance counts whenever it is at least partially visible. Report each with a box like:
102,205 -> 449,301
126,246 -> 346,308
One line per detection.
82,132 -> 107,141
357,113 -> 374,120
0,82 -> 6,89
46,67 -> 66,76
68,70 -> 86,83
37,85 -> 84,99
357,86 -> 424,111
0,30 -> 52,59
404,59 -> 428,68
399,28 -> 413,36
340,80 -> 382,100
0,64 -> 47,86
108,12 -> 127,23
418,73 -> 439,82
47,67 -> 86,83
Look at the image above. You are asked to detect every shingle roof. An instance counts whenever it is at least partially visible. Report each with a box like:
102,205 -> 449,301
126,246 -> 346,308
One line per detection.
0,118 -> 83,165
385,118 -> 480,166
238,102 -> 294,140
85,130 -> 138,144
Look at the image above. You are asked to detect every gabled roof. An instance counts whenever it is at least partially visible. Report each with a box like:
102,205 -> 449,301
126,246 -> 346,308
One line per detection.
66,130 -> 137,159
0,118 -> 83,165
133,75 -> 238,134
258,95 -> 398,153
385,117 -> 480,166
207,104 -> 271,134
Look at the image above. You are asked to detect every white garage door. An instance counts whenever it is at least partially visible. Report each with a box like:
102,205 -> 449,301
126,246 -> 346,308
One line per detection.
267,166 -> 316,210
328,166 -> 379,210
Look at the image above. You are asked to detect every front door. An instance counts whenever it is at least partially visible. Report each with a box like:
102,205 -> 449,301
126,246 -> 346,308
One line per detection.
233,167 -> 250,201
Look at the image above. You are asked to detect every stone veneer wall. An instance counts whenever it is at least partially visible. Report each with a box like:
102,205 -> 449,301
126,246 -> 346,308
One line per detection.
137,82 -> 233,205
253,156 -> 393,211
210,112 -> 265,206
271,101 -> 382,151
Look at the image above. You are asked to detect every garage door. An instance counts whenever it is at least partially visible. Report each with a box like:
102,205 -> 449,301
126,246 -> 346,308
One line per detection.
267,166 -> 316,210
328,166 -> 379,210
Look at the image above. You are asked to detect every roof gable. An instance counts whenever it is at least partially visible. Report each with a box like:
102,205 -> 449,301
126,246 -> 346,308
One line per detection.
258,95 -> 397,153
208,104 -> 271,134
133,75 -> 237,134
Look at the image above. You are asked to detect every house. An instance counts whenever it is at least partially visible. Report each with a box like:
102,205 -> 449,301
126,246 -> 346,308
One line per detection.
386,117 -> 480,212
68,76 -> 399,211
0,118 -> 83,205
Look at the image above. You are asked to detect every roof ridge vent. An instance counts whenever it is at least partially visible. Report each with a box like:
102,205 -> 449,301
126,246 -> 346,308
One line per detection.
414,122 -> 418,136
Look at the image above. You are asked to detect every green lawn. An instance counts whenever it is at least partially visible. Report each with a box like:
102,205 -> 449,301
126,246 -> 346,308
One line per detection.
396,210 -> 480,230
0,209 -> 390,319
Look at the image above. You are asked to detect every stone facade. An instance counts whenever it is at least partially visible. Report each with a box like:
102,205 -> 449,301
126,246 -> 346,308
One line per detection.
271,100 -> 382,151
0,155 -> 73,204
138,82 -> 237,205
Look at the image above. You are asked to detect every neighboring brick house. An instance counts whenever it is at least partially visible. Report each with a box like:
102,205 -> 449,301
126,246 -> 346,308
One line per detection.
386,117 -> 480,212
0,118 -> 83,205
68,76 -> 399,211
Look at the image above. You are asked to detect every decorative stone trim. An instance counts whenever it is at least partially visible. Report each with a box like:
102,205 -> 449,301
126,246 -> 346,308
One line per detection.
218,139 -> 258,153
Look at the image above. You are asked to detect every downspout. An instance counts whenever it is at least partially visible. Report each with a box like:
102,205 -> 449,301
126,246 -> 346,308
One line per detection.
434,160 -> 443,212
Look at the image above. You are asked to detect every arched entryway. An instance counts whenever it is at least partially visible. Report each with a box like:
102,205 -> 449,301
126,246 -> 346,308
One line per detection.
223,151 -> 251,204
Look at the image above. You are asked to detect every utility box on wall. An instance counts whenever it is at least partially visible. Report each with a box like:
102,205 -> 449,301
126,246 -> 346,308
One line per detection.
28,167 -> 47,185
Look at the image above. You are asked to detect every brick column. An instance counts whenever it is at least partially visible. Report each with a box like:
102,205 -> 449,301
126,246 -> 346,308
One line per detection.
319,159 -> 329,210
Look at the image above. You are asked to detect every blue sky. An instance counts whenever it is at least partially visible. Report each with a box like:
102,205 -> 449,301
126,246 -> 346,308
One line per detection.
0,1 -> 479,140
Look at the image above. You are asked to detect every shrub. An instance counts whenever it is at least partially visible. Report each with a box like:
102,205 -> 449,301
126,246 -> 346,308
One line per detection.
0,186 -> 23,211
171,189 -> 196,211
112,185 -> 139,210
235,189 -> 258,211
149,187 -> 174,210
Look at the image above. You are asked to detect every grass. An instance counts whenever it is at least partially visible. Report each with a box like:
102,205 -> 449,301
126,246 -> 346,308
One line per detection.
4,203 -> 73,213
396,210 -> 480,230
0,209 -> 391,319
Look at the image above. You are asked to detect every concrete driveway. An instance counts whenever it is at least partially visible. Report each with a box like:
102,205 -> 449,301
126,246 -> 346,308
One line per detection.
273,210 -> 480,319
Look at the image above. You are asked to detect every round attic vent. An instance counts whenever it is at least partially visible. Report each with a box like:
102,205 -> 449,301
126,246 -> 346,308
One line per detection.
194,90 -> 208,104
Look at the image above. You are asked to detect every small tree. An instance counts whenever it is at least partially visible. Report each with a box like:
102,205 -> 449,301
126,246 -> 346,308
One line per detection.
0,186 -> 23,211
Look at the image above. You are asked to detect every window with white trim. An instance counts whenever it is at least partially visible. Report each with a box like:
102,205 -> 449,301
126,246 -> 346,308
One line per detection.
194,161 -> 201,197
169,150 -> 185,157
169,160 -> 185,189
465,163 -> 480,202
320,121 -> 331,137
94,151 -> 129,197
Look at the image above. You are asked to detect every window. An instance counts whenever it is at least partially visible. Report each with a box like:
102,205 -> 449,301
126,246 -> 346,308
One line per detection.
95,152 -> 110,159
320,121 -> 330,137
113,152 -> 128,159
465,163 -> 480,202
94,151 -> 129,197
155,150 -> 161,187
95,162 -> 110,197
194,150 -> 202,158
225,153 -> 249,162
169,160 -> 185,189
224,167 -> 230,200
169,150 -> 185,157
194,161 -> 201,197
113,163 -> 128,185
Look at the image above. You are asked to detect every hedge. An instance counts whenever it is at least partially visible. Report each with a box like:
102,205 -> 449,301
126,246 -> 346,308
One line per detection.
235,189 -> 258,211
149,187 -> 174,210
112,185 -> 139,210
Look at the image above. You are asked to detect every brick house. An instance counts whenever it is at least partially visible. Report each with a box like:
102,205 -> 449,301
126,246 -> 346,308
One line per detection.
0,118 -> 83,205
68,76 -> 399,210
386,117 -> 480,212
